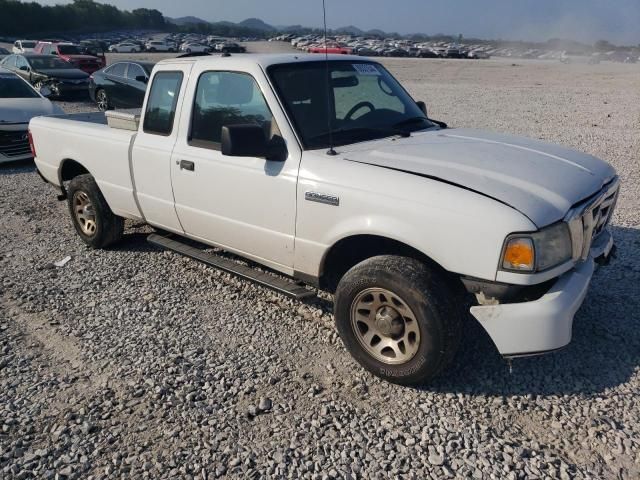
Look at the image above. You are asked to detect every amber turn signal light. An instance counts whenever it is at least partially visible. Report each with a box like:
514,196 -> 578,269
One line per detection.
502,238 -> 535,271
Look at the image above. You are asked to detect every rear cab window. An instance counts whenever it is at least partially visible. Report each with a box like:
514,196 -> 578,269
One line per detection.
143,71 -> 183,136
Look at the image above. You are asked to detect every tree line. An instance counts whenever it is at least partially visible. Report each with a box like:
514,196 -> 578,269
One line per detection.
0,0 -> 166,37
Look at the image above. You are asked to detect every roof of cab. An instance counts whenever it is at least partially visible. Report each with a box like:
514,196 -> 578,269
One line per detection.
156,53 -> 369,69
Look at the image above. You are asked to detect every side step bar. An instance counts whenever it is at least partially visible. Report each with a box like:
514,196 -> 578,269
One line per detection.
147,233 -> 317,301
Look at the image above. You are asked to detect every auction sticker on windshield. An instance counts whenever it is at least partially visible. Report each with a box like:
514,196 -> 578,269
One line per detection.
352,64 -> 381,75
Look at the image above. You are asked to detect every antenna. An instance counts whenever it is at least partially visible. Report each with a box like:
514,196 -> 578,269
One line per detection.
322,0 -> 337,155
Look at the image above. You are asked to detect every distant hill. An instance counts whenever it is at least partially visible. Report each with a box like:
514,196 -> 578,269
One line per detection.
335,25 -> 364,35
237,18 -> 276,31
166,16 -> 210,26
164,16 -> 414,41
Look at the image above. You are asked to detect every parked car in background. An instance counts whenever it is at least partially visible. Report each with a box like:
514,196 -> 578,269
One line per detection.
469,50 -> 490,59
417,49 -> 439,58
0,68 -> 63,163
145,41 -> 175,52
89,61 -> 154,111
180,43 -> 209,54
79,40 -> 108,63
34,42 -> 105,74
109,42 -> 142,53
308,43 -> 351,54
12,40 -> 38,54
217,42 -> 246,54
0,54 -> 89,98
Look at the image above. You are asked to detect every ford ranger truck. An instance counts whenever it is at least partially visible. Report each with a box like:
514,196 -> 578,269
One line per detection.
29,54 -> 619,385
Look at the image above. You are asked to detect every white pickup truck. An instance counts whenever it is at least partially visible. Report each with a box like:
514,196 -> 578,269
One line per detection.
30,54 -> 619,385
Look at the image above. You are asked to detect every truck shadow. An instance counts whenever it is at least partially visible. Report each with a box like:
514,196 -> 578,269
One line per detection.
421,225 -> 640,396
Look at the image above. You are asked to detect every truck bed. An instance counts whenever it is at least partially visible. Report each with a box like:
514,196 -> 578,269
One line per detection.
30,112 -> 142,220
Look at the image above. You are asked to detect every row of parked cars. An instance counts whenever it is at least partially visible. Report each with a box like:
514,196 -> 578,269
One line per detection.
0,35 -> 247,110
273,34 -> 491,59
0,53 -> 153,110
107,36 -> 246,55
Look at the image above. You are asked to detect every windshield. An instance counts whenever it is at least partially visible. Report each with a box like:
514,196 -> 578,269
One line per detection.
269,60 -> 435,149
58,45 -> 82,55
21,41 -> 37,48
29,57 -> 72,69
0,74 -> 40,98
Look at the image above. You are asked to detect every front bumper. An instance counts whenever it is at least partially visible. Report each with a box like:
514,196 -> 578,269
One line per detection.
470,233 -> 613,357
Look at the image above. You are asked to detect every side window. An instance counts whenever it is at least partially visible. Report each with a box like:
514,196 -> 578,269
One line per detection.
109,63 -> 126,77
143,71 -> 183,136
190,71 -> 274,148
126,64 -> 145,81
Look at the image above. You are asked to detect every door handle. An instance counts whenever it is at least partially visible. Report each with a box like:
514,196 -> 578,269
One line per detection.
179,160 -> 195,171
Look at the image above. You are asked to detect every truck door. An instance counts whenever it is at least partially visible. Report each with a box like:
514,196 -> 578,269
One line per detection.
131,64 -> 192,233
170,66 -> 302,274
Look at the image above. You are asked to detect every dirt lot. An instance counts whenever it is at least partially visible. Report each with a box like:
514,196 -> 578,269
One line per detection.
1,42 -> 639,479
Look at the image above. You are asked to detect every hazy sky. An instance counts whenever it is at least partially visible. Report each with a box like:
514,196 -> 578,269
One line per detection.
35,0 -> 640,44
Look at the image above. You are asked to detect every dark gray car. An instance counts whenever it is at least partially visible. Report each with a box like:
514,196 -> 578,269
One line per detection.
0,54 -> 89,98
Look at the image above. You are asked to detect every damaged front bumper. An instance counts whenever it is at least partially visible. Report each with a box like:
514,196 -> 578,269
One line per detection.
470,231 -> 614,358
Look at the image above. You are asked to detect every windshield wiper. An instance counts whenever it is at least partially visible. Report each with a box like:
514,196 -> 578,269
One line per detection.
309,126 -> 410,144
392,116 -> 430,128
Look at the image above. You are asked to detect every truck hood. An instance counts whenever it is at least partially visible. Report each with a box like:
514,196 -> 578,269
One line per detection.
0,98 -> 62,125
340,128 -> 616,227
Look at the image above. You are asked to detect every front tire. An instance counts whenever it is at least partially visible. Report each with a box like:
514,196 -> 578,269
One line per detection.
334,255 -> 462,385
67,174 -> 123,249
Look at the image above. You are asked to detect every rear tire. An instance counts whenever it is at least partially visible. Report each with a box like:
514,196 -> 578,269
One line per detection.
67,174 -> 123,249
334,255 -> 463,385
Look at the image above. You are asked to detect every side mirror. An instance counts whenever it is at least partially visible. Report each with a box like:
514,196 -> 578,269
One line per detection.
221,124 -> 286,161
135,75 -> 148,84
40,86 -> 52,97
19,65 -> 28,71
416,100 -> 428,116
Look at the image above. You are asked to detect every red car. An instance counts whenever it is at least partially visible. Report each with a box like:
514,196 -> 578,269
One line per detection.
308,43 -> 352,55
34,42 -> 105,74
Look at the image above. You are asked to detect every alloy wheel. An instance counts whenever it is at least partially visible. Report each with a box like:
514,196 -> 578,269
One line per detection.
72,191 -> 97,236
96,90 -> 108,111
350,287 -> 421,364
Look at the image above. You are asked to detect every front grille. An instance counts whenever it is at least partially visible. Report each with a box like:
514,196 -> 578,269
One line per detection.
590,187 -> 618,239
567,178 -> 620,260
0,130 -> 31,158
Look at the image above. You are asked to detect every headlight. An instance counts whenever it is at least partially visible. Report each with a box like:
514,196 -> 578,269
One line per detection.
501,222 -> 572,272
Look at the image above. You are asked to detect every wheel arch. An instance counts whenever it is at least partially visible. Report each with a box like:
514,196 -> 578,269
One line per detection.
57,158 -> 92,199
317,234 -> 461,293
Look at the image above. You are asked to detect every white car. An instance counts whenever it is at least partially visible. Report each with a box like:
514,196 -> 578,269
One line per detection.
144,41 -> 174,53
12,40 -> 38,54
109,43 -> 140,53
29,54 -> 618,385
0,68 -> 63,163
180,43 -> 209,54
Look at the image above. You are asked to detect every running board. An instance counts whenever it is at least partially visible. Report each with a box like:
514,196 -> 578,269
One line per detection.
147,233 -> 316,301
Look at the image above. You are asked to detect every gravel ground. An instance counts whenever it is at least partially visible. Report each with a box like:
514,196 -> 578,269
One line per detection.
1,42 -> 639,479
